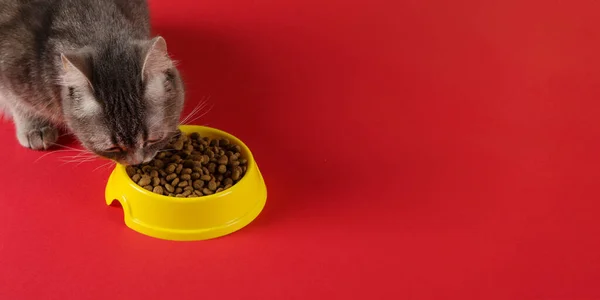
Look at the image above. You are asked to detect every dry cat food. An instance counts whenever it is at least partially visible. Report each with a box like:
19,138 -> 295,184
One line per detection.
126,131 -> 248,198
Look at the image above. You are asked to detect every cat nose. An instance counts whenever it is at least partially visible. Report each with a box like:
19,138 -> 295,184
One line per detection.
127,152 -> 145,165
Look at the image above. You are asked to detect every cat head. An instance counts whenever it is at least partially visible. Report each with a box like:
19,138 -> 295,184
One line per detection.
58,36 -> 185,165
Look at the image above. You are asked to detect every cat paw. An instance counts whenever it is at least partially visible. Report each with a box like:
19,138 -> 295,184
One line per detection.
17,126 -> 59,150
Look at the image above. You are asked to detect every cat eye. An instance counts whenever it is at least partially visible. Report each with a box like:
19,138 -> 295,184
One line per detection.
144,138 -> 162,147
105,146 -> 124,153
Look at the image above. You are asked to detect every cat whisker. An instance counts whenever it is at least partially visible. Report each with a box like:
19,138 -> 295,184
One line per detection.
180,105 -> 210,126
93,160 -> 115,172
47,142 -> 89,153
157,148 -> 174,153
179,105 -> 202,125
59,151 -> 96,163
76,159 -> 96,167
34,149 -> 84,163
59,156 -> 95,163
58,132 -> 74,138
179,97 -> 210,125
59,157 -> 96,167
183,103 -> 214,125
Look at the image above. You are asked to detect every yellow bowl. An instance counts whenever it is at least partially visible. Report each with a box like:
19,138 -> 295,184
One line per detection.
105,125 -> 267,241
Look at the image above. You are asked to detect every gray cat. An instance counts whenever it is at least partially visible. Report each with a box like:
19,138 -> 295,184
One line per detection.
0,0 -> 185,165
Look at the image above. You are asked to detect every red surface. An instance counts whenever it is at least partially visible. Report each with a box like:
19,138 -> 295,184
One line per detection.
2,0 -> 600,298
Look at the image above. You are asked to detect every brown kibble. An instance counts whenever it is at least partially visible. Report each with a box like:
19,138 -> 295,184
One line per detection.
126,166 -> 136,177
201,155 -> 210,164
206,149 -> 215,159
132,174 -> 141,183
208,180 -> 217,191
153,160 -> 165,169
128,131 -> 247,197
218,155 -> 228,165
153,186 -> 164,194
173,140 -> 184,150
166,164 -> 176,173
193,180 -> 204,190
208,163 -> 216,173
232,169 -> 241,181
175,194 -> 185,198
138,175 -> 152,186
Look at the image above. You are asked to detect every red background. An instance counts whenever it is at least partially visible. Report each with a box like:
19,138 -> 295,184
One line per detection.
1,0 -> 600,298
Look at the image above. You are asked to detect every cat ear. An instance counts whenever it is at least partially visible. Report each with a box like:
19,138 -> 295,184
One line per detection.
60,50 -> 99,117
60,50 -> 93,91
141,36 -> 173,81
